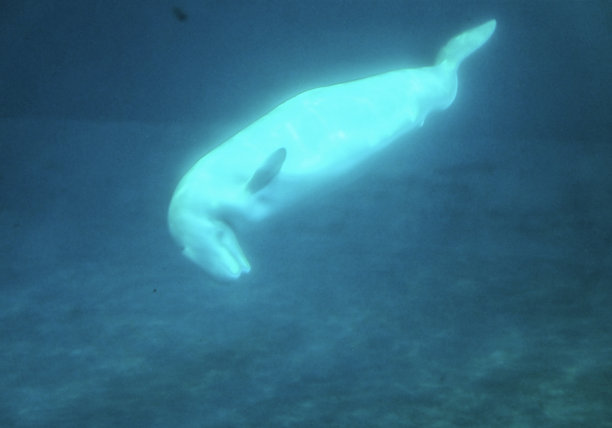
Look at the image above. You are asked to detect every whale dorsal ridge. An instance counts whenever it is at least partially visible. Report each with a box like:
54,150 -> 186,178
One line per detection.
246,147 -> 287,193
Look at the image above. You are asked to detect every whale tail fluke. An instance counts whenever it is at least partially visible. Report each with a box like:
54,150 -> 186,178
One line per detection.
435,19 -> 496,69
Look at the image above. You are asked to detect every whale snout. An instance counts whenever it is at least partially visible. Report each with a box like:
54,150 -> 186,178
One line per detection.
169,211 -> 251,281
184,241 -> 251,281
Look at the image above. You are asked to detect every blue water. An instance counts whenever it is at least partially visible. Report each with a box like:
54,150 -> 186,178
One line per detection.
1,1 -> 611,427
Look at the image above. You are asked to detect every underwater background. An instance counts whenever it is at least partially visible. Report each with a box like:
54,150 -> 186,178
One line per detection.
1,1 -> 611,426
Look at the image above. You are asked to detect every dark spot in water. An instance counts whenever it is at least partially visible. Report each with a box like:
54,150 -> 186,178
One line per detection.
172,7 -> 188,22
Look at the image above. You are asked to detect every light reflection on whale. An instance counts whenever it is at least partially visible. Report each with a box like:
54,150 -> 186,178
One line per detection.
168,20 -> 497,281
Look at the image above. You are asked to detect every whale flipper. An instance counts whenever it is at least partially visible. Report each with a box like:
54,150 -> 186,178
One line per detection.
246,147 -> 287,193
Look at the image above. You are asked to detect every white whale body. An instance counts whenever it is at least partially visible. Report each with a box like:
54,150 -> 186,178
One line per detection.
168,20 -> 497,281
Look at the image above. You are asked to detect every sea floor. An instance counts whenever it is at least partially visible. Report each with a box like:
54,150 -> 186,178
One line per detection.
1,119 -> 611,427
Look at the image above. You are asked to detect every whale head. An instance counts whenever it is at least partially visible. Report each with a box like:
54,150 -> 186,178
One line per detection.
169,210 -> 251,281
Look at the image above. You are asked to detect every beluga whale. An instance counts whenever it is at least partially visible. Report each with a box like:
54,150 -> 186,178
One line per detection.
168,19 -> 497,281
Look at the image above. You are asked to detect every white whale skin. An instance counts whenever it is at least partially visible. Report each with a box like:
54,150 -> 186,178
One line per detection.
168,20 -> 496,281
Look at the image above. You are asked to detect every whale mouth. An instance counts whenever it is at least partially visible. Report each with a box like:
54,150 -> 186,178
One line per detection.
171,210 -> 251,281
182,230 -> 250,281
214,225 -> 251,280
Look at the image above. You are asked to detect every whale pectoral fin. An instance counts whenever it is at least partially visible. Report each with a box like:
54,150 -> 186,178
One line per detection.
246,147 -> 287,193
